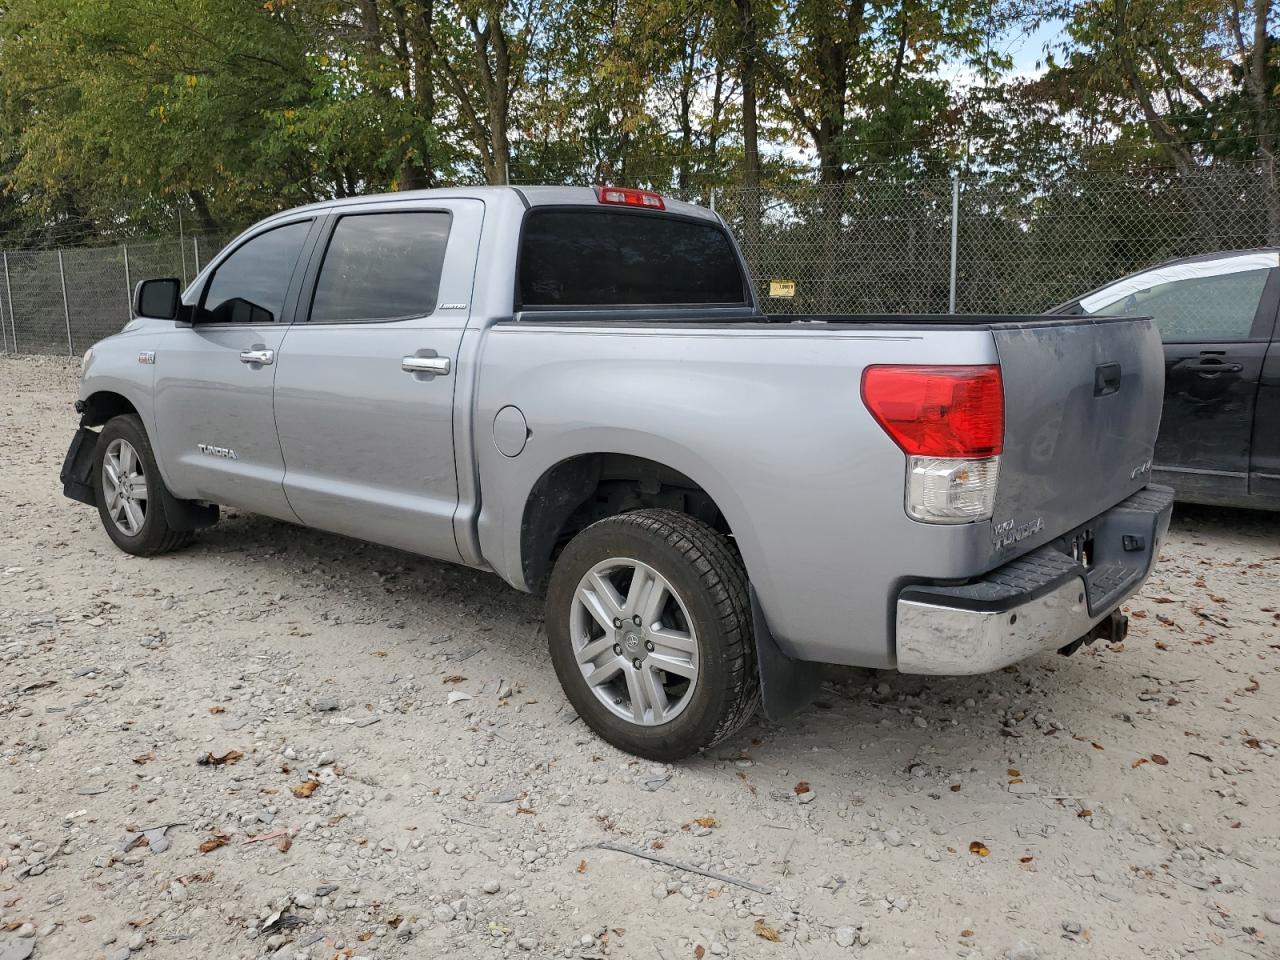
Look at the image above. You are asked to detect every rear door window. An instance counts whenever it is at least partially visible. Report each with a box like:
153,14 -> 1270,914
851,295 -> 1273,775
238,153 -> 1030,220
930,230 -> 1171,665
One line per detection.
518,210 -> 747,307
1083,265 -> 1271,341
309,211 -> 451,323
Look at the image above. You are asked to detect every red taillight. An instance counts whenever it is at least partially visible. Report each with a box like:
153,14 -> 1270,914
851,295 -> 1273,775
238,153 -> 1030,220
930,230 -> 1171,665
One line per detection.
861,365 -> 1004,459
594,185 -> 665,210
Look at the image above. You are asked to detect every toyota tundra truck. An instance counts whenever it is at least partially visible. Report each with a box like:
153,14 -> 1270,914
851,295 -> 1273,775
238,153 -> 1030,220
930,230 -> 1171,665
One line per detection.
60,185 -> 1173,760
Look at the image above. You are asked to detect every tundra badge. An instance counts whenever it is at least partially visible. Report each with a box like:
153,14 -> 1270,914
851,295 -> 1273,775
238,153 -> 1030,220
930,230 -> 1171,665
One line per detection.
993,516 -> 1044,552
197,443 -> 238,460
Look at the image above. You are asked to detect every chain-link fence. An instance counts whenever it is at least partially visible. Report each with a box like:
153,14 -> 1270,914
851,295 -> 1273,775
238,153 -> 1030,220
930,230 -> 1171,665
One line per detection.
0,234 -> 234,355
3,169 -> 1278,355
711,167 -> 1280,316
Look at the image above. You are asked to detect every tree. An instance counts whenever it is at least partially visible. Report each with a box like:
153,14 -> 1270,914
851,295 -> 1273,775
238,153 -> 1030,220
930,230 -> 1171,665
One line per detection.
1052,0 -> 1280,238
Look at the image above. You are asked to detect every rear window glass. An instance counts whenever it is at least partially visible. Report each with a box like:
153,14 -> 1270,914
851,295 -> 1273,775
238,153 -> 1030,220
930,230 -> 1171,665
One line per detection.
309,211 -> 451,323
518,210 -> 747,307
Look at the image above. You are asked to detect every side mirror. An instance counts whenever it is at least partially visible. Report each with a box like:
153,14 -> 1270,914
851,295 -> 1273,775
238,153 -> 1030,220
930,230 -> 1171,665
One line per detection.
133,278 -> 181,320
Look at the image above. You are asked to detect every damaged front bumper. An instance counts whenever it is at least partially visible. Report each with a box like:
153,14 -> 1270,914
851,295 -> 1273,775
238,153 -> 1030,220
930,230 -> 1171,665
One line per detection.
894,485 -> 1174,675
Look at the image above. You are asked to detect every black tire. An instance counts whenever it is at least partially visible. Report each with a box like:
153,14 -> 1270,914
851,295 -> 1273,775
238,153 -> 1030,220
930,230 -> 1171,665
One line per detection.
93,414 -> 193,556
545,509 -> 759,761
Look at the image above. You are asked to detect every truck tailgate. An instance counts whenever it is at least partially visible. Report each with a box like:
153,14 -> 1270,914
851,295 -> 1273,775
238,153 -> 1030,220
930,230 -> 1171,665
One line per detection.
989,315 -> 1164,564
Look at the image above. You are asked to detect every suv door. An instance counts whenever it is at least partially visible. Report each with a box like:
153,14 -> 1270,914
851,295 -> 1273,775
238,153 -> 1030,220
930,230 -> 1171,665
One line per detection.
1077,253 -> 1279,506
152,217 -> 318,518
272,200 -> 483,559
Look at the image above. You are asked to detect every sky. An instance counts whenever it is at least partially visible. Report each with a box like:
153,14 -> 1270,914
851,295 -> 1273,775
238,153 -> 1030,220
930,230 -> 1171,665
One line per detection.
998,18 -> 1067,78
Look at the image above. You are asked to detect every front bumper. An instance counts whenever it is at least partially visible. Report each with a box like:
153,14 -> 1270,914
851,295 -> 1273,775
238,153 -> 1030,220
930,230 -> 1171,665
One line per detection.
895,484 -> 1174,675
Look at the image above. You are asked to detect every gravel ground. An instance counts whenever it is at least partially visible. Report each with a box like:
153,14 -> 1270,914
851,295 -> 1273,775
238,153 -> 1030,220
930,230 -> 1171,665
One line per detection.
2,353 -> 1279,960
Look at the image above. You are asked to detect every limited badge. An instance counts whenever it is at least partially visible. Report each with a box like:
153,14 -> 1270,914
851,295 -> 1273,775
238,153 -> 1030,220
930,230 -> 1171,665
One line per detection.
767,279 -> 796,298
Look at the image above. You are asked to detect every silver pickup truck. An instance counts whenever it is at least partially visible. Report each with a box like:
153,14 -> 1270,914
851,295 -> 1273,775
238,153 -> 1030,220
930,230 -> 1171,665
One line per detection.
61,185 -> 1173,760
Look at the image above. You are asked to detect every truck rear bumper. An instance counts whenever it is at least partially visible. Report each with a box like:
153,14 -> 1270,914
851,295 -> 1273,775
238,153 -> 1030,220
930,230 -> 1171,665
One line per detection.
895,484 -> 1174,675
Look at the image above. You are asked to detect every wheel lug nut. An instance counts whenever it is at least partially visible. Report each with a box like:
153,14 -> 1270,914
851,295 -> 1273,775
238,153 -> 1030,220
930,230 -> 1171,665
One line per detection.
631,658 -> 642,670
613,618 -> 622,628
632,615 -> 642,625
612,644 -> 622,655
644,640 -> 654,652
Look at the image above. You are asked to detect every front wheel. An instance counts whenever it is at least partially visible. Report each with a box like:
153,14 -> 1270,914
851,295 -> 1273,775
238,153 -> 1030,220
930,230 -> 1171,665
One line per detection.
545,509 -> 759,761
94,414 -> 193,556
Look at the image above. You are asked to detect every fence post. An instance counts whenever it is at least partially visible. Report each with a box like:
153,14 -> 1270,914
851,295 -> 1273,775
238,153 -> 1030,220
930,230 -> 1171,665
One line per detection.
3,252 -> 14,353
0,254 -> 7,354
948,173 -> 960,313
122,244 -> 132,316
193,236 -> 201,273
58,250 -> 73,356
709,188 -> 716,213
178,208 -> 188,285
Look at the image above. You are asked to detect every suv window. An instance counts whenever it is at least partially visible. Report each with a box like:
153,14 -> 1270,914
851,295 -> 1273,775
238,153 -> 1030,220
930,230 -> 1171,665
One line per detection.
518,210 -> 747,307
198,221 -> 311,324
309,212 -> 451,323
1085,267 -> 1269,340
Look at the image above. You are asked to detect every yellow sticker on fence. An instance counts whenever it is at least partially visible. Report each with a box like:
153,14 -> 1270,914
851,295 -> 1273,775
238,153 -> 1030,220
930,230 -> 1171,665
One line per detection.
768,279 -> 796,298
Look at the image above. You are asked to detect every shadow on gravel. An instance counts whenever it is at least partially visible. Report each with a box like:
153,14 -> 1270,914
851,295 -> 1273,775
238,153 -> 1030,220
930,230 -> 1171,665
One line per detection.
180,507 -> 1171,771
1169,502 -> 1280,540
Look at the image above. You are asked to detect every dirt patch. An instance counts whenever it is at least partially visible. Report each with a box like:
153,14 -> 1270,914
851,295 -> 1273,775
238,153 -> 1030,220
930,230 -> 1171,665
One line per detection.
1,354 -> 1278,960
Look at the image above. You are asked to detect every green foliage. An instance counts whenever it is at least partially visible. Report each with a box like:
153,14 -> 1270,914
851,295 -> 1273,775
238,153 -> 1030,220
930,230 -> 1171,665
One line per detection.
1,0 -> 1278,243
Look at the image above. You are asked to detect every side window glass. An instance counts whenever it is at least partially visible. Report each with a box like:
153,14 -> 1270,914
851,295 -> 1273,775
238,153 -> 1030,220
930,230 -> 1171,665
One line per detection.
1086,268 -> 1269,340
309,212 -> 451,323
198,221 -> 311,324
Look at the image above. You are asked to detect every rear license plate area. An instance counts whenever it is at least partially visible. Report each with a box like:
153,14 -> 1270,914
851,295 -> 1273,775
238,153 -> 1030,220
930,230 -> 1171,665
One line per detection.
1068,529 -> 1094,568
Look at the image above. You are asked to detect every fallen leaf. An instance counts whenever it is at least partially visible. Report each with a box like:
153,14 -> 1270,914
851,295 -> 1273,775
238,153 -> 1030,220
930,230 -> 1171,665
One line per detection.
292,780 -> 320,799
1244,738 -> 1261,749
949,783 -> 962,792
793,781 -> 810,795
968,841 -> 990,857
695,946 -> 705,959
753,920 -> 781,942
132,752 -> 155,765
370,651 -> 387,657
1151,754 -> 1168,765
198,833 -> 231,854
357,931 -> 373,942
442,675 -> 467,684
1078,809 -> 1093,818
960,929 -> 975,938
208,705 -> 225,714
1155,641 -> 1169,650
197,749 -> 243,767
277,835 -> 292,853
576,860 -> 587,874
1091,742 -> 1104,751
694,816 -> 718,829
1007,768 -> 1021,777
1132,757 -> 1148,768
651,839 -> 665,850
1019,856 -> 1034,864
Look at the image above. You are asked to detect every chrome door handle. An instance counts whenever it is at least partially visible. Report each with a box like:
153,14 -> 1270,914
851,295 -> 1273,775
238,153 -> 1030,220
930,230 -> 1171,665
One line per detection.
239,349 -> 274,365
402,355 -> 451,376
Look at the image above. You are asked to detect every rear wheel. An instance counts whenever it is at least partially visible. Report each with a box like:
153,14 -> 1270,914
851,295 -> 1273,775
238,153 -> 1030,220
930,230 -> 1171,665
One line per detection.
94,415 -> 192,556
545,509 -> 759,761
